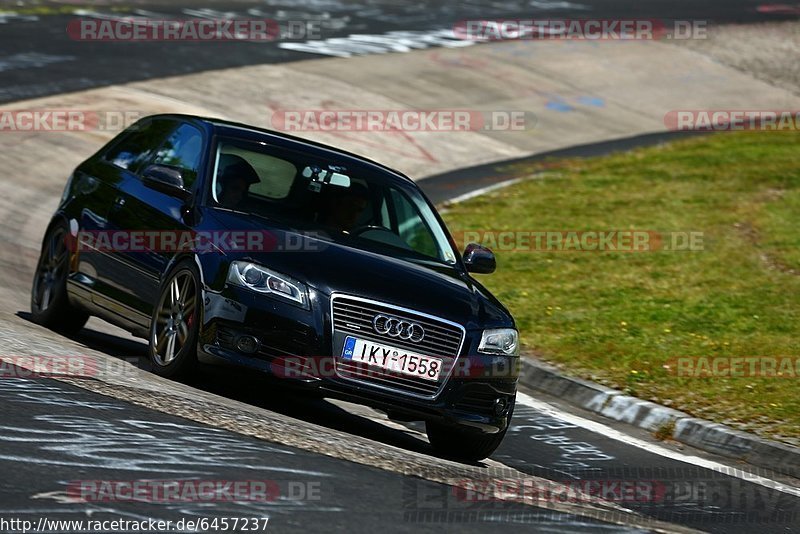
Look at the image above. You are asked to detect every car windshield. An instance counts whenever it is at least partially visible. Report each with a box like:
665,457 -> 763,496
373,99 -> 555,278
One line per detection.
209,137 -> 458,265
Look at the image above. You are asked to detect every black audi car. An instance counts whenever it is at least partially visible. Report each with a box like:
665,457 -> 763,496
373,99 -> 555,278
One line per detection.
31,114 -> 519,460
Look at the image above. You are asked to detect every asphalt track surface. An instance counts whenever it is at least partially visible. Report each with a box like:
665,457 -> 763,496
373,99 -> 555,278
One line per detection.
0,374 -> 620,534
1,1 -> 800,533
0,0 -> 798,104
0,323 -> 798,533
420,130 -> 710,204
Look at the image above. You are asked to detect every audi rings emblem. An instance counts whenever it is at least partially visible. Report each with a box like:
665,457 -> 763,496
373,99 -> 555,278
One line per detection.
373,314 -> 425,342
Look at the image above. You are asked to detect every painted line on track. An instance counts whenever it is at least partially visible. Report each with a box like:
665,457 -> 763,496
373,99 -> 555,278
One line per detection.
440,176 -> 533,205
515,392 -> 800,498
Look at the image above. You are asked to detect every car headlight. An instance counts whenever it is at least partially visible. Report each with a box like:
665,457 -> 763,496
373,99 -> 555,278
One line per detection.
227,261 -> 309,307
478,328 -> 519,356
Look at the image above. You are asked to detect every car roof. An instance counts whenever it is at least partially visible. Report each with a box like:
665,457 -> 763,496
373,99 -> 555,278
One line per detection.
147,113 -> 416,186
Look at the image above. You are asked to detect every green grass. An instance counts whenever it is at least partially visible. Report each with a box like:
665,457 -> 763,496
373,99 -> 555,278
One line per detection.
441,131 -> 800,444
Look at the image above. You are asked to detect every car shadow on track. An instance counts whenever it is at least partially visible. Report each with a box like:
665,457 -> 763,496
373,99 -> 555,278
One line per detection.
16,311 -> 481,465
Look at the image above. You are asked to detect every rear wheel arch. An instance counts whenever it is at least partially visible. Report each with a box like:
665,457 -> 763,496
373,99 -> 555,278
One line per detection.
30,217 -> 89,336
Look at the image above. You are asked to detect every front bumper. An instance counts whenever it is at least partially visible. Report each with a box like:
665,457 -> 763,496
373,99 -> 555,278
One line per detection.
198,286 -> 519,433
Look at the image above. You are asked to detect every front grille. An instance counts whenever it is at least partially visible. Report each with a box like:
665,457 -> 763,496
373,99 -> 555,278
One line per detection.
331,295 -> 466,399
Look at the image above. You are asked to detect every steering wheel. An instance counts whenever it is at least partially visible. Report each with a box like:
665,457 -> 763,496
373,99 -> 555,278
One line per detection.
350,224 -> 389,236
349,225 -> 414,251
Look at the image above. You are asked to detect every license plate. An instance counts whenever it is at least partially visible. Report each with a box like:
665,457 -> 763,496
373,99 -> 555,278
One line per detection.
341,336 -> 442,382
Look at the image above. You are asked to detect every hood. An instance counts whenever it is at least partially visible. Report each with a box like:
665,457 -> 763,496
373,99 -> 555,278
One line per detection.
207,209 -> 513,330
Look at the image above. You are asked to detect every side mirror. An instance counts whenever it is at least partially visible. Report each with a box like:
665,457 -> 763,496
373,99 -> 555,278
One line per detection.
142,164 -> 192,201
463,243 -> 496,274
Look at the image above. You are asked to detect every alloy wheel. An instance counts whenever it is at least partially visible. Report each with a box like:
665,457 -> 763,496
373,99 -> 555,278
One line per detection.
32,227 -> 67,313
152,270 -> 197,366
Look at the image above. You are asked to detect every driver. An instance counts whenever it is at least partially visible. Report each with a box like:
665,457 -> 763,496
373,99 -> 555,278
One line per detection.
322,183 -> 370,233
217,155 -> 260,210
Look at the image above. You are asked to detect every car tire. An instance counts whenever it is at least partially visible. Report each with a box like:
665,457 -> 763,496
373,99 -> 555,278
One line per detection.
30,221 -> 89,336
426,398 -> 515,462
148,260 -> 201,378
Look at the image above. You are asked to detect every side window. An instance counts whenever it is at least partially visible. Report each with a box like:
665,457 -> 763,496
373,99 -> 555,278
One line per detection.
389,188 -> 438,258
102,120 -> 175,173
214,145 -> 296,202
153,124 -> 204,189
379,196 -> 391,228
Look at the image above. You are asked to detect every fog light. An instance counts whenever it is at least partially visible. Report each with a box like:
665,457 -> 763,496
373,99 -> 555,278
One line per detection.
494,397 -> 508,416
236,335 -> 260,354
